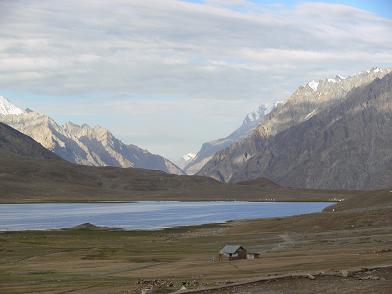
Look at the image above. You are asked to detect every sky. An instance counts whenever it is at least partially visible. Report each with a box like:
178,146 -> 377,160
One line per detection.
0,0 -> 391,161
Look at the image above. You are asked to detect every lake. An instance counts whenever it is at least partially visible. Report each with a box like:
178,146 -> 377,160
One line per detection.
0,201 -> 332,231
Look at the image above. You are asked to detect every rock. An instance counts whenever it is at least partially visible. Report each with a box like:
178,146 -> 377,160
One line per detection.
359,275 -> 380,280
340,270 -> 351,278
72,223 -> 100,230
306,274 -> 316,280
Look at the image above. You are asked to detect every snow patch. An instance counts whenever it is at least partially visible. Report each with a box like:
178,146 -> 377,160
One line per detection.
307,80 -> 319,91
265,101 -> 284,114
181,153 -> 196,162
304,109 -> 318,120
373,67 -> 382,73
337,74 -> 346,80
245,105 -> 266,122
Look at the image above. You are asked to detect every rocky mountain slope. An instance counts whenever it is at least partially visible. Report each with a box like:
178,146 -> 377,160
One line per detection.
184,105 -> 268,174
198,68 -> 392,190
0,97 -> 183,175
0,96 -> 24,115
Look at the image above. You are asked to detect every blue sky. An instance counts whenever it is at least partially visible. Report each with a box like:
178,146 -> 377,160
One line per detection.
186,0 -> 392,18
0,0 -> 391,161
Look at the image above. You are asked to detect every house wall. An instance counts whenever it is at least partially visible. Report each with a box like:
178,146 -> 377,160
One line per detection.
246,253 -> 260,260
238,248 -> 247,259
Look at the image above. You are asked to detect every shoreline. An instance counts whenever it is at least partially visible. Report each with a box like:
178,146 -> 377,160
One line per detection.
0,201 -> 334,233
0,198 -> 339,204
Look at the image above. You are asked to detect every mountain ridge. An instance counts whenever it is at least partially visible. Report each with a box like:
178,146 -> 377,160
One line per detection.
198,67 -> 392,190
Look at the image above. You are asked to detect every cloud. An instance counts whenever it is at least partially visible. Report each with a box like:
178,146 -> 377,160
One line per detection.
0,0 -> 391,158
1,0 -> 391,99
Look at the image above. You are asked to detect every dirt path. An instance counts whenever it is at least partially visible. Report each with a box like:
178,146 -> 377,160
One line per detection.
171,265 -> 392,294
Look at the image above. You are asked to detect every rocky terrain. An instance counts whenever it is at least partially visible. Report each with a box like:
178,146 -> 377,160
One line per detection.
0,97 -> 183,175
198,68 -> 392,190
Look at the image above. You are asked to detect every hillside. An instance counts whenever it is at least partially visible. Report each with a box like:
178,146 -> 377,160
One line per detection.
0,122 -> 354,203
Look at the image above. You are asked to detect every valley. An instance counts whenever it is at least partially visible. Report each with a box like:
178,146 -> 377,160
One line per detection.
1,1 -> 392,293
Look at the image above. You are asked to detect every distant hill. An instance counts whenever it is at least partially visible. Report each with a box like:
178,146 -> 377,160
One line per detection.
238,177 -> 280,189
0,122 -> 353,203
0,122 -> 215,201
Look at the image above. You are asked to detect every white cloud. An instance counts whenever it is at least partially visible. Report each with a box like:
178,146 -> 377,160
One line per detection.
0,0 -> 391,158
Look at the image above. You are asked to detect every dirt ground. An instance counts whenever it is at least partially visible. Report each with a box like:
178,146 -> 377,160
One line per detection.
1,204 -> 392,294
195,267 -> 392,294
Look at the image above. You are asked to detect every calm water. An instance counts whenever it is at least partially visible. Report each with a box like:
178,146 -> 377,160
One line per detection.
0,201 -> 332,231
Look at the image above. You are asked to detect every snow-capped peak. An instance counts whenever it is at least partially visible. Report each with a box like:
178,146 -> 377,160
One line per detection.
0,96 -> 25,116
244,105 -> 267,124
307,80 -> 319,91
372,67 -> 382,73
265,101 -> 284,114
177,152 -> 196,169
337,74 -> 346,80
182,153 -> 196,162
363,67 -> 384,75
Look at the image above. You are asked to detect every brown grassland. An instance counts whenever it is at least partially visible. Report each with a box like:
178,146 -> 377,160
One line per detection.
1,189 -> 392,294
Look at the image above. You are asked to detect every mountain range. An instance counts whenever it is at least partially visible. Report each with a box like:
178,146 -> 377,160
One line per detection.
198,67 -> 392,190
2,66 -> 391,191
0,96 -> 184,175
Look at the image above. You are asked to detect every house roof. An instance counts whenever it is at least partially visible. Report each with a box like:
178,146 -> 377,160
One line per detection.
220,245 -> 244,254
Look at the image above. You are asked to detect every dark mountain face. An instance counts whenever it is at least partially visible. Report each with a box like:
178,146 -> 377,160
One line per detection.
0,122 -> 59,160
